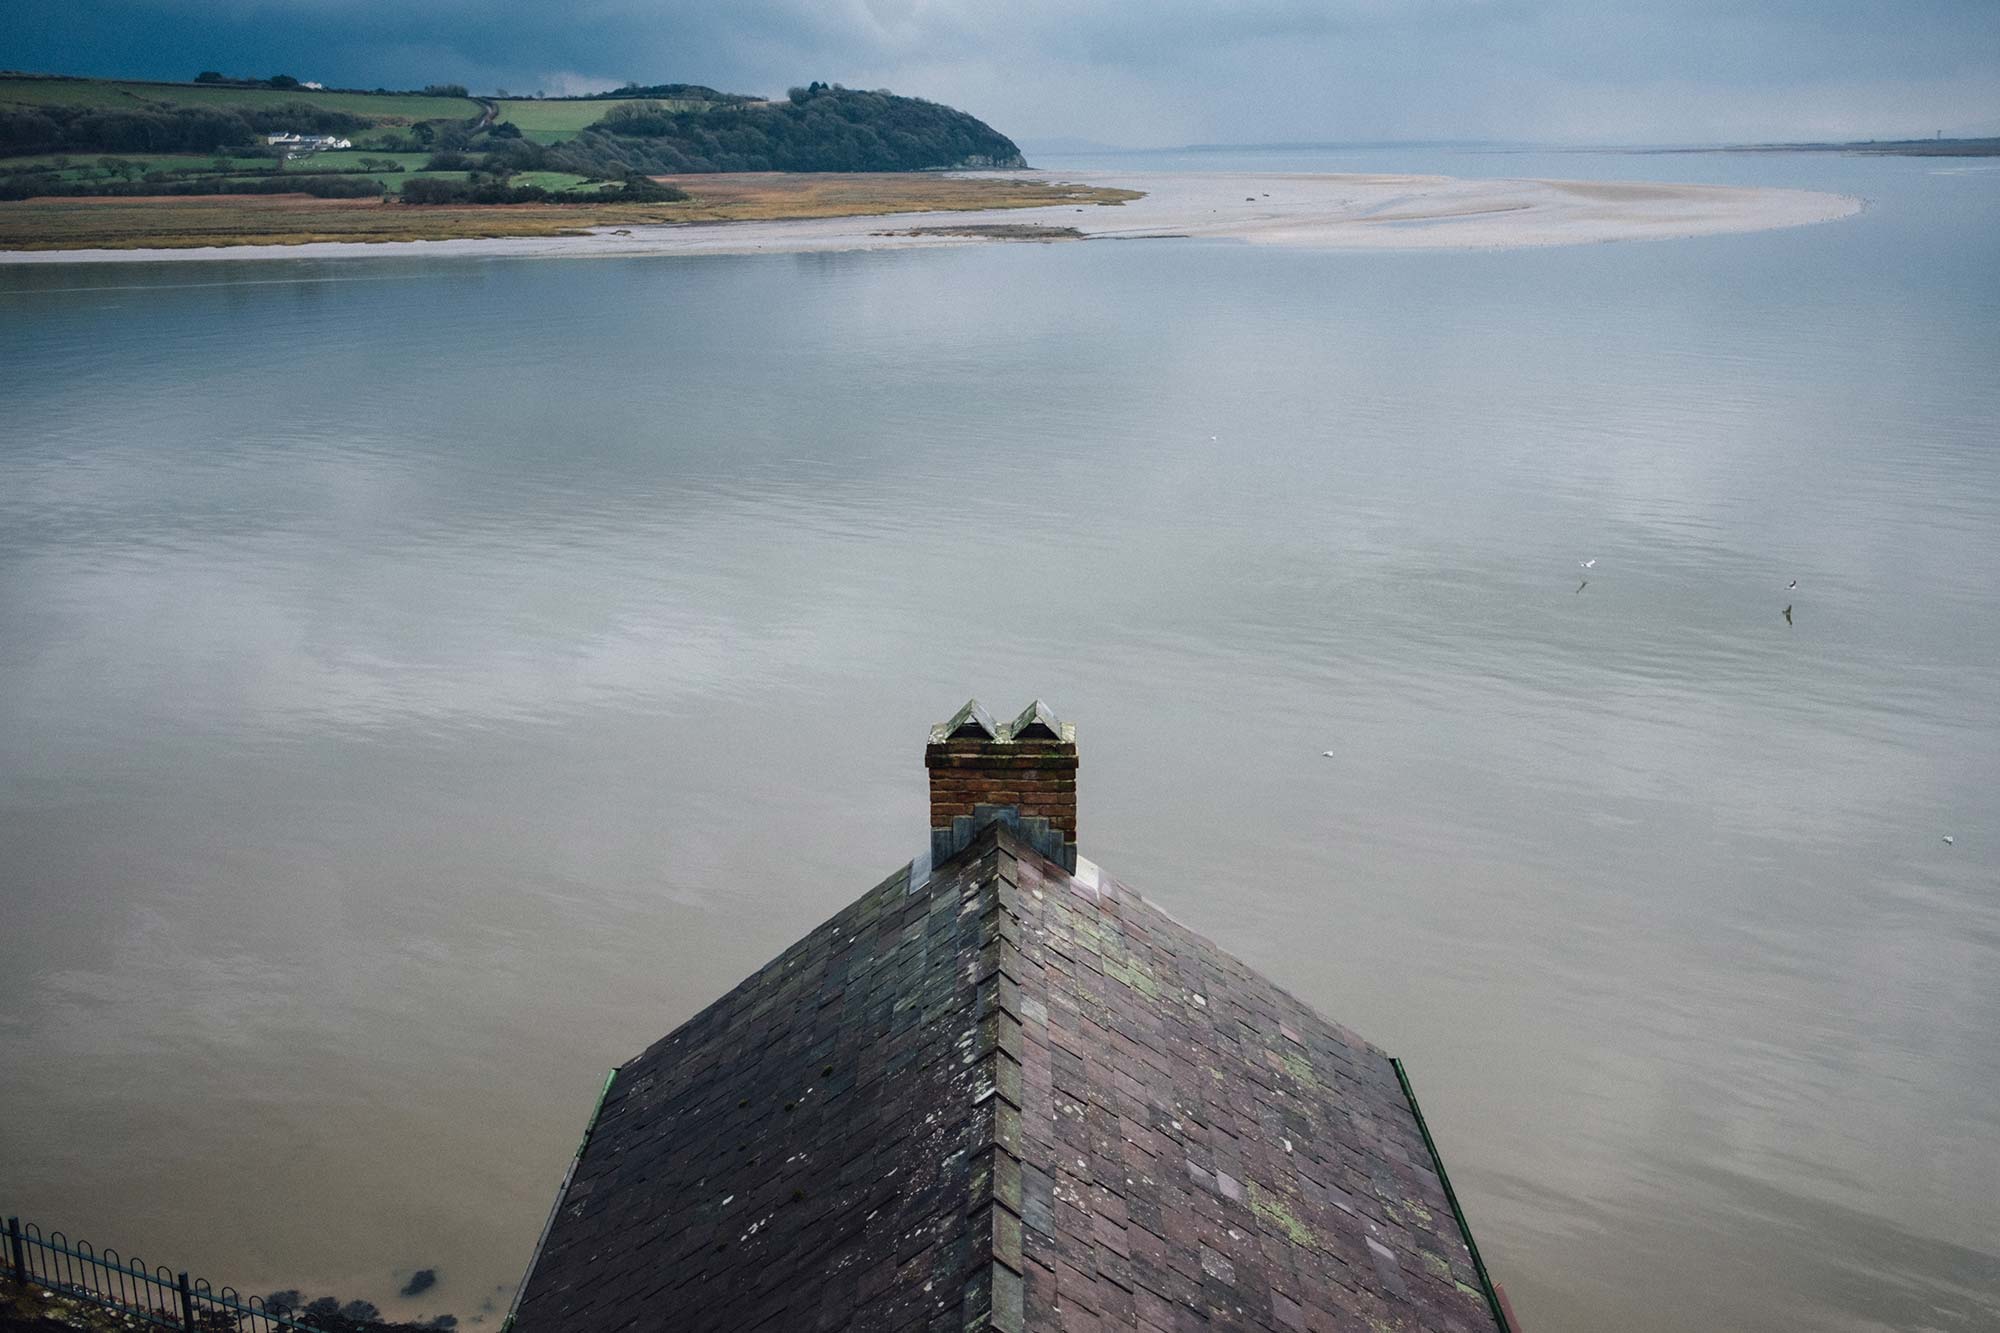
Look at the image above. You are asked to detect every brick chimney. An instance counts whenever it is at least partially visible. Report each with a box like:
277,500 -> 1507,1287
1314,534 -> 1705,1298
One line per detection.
926,699 -> 1078,872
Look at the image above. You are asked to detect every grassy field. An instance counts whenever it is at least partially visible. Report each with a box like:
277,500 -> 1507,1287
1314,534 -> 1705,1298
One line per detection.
494,97 -> 719,143
0,75 -> 482,123
509,170 -> 612,192
494,99 -> 609,141
0,175 -> 1142,250
313,151 -> 432,172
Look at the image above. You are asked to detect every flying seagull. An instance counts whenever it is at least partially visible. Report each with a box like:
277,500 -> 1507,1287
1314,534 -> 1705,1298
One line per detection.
1321,750 -> 1335,758
1788,579 -> 1798,590
1943,835 -> 1955,845
1580,559 -> 1597,569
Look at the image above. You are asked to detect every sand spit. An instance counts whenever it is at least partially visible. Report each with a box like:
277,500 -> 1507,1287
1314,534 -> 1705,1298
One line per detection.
0,171 -> 1860,264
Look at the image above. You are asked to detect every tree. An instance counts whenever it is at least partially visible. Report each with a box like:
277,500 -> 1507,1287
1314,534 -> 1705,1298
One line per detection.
549,86 -> 1024,175
195,71 -> 224,84
268,74 -> 300,89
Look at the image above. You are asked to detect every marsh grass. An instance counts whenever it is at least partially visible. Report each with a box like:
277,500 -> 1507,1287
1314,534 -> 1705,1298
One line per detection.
0,173 -> 1141,250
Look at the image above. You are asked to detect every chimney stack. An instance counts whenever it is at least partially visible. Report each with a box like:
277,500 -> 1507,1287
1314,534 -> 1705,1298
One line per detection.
926,699 -> 1078,872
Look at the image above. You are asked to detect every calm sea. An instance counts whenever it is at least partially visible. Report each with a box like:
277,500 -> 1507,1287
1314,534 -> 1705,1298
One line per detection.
2,148 -> 1995,1332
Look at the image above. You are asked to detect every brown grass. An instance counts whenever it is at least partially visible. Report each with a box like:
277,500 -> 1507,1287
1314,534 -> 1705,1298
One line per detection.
0,174 -> 1142,251
644,173 -> 1139,222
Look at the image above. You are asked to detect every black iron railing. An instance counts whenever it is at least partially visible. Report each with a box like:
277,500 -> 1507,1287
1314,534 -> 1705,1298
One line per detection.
2,1213 -> 328,1332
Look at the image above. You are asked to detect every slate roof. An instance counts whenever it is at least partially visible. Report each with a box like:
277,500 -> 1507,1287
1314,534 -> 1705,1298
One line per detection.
511,824 -> 1506,1333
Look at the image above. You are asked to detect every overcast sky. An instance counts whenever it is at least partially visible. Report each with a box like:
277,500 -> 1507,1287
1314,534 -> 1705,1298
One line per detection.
8,0 -> 1998,147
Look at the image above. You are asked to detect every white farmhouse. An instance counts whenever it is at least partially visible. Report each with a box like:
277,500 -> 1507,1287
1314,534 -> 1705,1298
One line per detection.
265,132 -> 353,156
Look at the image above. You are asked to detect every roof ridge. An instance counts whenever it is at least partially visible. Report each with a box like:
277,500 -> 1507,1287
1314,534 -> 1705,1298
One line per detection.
960,842 -> 1029,1333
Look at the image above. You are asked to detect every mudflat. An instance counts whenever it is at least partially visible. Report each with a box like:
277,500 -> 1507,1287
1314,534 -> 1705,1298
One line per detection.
0,169 -> 1859,262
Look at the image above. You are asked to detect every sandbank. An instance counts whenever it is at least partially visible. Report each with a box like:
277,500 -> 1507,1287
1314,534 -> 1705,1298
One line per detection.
0,170 -> 1861,264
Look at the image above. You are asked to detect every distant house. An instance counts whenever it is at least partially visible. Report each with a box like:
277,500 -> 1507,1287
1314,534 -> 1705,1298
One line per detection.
265,132 -> 352,155
506,699 -> 1518,1333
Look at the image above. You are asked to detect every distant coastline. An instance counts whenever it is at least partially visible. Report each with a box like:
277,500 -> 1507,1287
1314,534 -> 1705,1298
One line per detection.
1030,136 -> 2000,160
1648,137 -> 2000,158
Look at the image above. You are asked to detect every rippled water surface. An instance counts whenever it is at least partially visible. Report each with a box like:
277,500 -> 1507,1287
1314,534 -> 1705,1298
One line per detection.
2,149 -> 1996,1331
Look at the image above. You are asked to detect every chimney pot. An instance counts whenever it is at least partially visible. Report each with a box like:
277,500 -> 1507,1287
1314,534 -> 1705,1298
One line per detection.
935,698 -> 1000,742
1006,699 -> 1065,742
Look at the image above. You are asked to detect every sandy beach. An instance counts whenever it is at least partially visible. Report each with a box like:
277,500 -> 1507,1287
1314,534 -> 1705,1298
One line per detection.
0,170 -> 1860,263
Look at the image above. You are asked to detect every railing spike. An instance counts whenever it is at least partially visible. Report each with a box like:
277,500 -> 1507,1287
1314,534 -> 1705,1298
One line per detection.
5,1216 -> 26,1286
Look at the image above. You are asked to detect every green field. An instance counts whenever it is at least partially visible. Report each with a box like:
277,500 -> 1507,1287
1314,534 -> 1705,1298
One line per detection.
299,153 -> 554,193
314,151 -> 432,172
506,170 -> 610,192
494,97 -> 720,142
0,76 -> 481,123
493,99 -> 611,140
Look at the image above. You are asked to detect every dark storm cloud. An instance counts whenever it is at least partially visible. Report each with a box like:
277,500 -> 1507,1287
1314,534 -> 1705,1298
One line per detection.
6,0 -> 1997,144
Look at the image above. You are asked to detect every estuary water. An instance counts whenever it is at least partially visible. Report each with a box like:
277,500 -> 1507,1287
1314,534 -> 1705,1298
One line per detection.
2,148 -> 1996,1331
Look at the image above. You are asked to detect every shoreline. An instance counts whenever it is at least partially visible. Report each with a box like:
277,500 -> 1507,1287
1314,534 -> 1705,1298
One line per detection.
0,170 -> 1862,264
